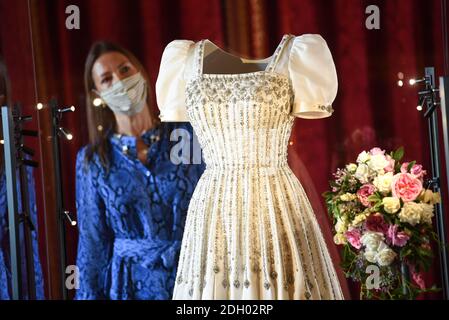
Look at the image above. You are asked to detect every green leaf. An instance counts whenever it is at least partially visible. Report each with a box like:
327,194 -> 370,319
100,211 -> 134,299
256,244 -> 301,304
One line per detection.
393,146 -> 404,162
407,161 -> 416,172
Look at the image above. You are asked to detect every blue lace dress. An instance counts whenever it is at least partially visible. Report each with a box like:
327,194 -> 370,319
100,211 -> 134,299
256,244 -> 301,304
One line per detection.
0,166 -> 45,300
74,122 -> 205,300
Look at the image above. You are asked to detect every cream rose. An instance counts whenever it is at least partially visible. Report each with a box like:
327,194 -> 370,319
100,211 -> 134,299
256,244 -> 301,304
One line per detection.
375,245 -> 397,266
364,250 -> 377,263
382,196 -> 401,214
373,172 -> 394,194
360,231 -> 384,251
420,203 -> 434,225
398,201 -> 422,226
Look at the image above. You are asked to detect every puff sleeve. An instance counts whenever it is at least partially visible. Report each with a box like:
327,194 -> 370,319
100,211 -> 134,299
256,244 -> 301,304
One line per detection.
155,40 -> 194,122
289,34 -> 338,119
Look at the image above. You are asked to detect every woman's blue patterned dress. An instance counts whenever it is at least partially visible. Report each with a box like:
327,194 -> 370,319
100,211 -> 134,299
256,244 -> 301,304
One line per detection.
74,122 -> 205,300
0,166 -> 45,300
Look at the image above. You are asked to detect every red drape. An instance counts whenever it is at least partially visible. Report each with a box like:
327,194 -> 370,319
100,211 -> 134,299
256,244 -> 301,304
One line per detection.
1,0 -> 448,299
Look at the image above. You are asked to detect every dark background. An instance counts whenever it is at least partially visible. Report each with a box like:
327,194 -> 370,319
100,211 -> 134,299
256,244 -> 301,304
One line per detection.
0,0 -> 448,299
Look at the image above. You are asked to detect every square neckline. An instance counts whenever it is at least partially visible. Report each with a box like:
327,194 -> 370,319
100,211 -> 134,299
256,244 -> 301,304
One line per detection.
198,34 -> 293,77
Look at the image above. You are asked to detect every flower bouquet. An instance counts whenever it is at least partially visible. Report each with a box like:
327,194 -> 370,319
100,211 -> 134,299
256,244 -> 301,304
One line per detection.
322,146 -> 441,299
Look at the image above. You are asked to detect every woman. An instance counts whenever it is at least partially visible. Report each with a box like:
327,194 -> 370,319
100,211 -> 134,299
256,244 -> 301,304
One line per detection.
75,41 -> 204,300
0,55 -> 45,299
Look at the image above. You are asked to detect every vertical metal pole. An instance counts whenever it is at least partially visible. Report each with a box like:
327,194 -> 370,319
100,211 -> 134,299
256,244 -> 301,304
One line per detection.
425,67 -> 449,299
438,75 -> 449,299
19,163 -> 36,299
2,105 -> 22,299
50,99 -> 67,299
13,103 -> 37,300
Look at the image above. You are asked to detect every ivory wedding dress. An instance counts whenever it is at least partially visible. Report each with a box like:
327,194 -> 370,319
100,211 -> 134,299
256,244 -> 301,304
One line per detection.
156,33 -> 344,300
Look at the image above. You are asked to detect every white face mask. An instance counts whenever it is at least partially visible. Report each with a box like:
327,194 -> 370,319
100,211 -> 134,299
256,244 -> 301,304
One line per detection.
96,72 -> 147,116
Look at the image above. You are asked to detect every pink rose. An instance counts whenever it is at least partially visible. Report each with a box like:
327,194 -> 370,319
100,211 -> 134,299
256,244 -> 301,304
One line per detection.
386,224 -> 410,247
410,164 -> 426,180
370,147 -> 385,156
345,228 -> 362,249
357,184 -> 376,207
384,155 -> 395,173
365,213 -> 388,233
391,173 -> 423,202
401,163 -> 426,180
400,162 -> 410,173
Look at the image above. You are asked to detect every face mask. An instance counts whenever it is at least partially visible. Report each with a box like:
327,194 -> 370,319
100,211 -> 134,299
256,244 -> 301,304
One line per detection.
96,72 -> 147,116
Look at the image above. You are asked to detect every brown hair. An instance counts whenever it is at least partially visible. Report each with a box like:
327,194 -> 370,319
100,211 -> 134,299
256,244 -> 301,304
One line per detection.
0,55 -> 11,172
84,41 -> 159,168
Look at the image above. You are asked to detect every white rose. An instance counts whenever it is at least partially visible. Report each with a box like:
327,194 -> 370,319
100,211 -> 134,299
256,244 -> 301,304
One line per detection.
382,196 -> 401,214
368,154 -> 390,172
360,231 -> 384,251
355,164 -> 370,183
357,151 -> 370,164
346,163 -> 357,173
364,250 -> 377,263
398,202 -> 423,226
375,244 -> 397,266
373,172 -> 394,194
420,203 -> 434,225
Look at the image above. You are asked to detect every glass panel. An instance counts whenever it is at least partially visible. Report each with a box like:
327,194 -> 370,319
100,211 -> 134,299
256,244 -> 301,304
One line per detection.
22,0 -> 449,300
0,0 -> 46,299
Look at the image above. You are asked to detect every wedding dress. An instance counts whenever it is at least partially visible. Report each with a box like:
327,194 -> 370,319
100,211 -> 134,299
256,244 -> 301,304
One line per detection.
156,33 -> 344,300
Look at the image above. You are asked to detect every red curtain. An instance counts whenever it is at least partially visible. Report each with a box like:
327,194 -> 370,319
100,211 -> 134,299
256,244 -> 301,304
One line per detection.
1,0 -> 448,299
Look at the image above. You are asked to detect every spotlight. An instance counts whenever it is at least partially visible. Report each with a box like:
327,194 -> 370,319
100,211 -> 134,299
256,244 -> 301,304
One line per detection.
93,98 -> 103,107
58,105 -> 76,113
36,103 -> 44,110
409,77 -> 427,86
64,211 -> 77,226
59,127 -> 73,140
397,80 -> 404,87
417,96 -> 426,111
